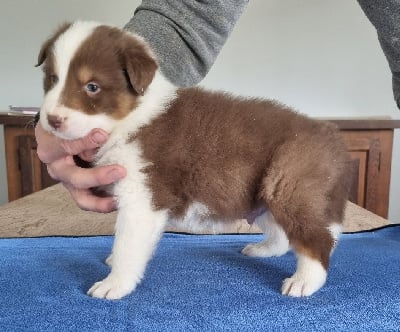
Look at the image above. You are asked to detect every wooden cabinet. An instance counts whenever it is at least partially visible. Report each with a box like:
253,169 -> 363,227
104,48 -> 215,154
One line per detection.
0,114 -> 57,201
329,119 -> 400,218
1,114 -> 399,218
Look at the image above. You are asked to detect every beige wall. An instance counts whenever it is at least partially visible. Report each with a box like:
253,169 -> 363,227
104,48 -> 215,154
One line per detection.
0,1 -> 399,221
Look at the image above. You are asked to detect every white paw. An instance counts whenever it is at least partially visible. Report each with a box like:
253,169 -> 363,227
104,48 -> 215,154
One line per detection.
241,241 -> 289,257
87,275 -> 136,300
281,273 -> 326,297
105,254 -> 113,267
281,253 -> 328,297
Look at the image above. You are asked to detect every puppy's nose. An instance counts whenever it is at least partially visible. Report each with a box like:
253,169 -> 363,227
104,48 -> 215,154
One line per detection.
47,114 -> 63,129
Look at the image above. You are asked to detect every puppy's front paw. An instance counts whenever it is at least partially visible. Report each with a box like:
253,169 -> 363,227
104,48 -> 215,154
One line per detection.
87,275 -> 136,300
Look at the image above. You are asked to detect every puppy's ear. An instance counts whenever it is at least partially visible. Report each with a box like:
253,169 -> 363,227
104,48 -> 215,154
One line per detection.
36,23 -> 72,67
122,35 -> 158,96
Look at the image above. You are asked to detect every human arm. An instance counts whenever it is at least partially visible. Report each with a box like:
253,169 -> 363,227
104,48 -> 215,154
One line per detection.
124,0 -> 248,86
357,0 -> 400,109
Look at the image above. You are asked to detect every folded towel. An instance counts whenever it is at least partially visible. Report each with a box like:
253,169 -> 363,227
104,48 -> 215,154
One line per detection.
1,226 -> 399,331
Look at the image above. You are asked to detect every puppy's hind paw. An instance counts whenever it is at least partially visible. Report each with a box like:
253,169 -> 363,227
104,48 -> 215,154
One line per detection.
281,273 -> 326,297
241,240 -> 289,257
281,253 -> 328,297
87,275 -> 136,300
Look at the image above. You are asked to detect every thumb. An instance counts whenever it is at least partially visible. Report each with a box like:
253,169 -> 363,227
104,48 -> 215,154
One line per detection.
36,124 -> 109,164
60,129 -> 109,156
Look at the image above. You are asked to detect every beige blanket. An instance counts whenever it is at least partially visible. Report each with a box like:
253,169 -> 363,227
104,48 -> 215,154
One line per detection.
0,184 -> 389,238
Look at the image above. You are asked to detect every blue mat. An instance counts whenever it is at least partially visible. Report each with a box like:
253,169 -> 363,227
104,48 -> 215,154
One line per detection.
1,226 -> 399,331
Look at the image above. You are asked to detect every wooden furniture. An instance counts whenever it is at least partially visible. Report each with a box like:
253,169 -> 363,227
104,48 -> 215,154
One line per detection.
1,114 -> 400,218
0,114 -> 57,201
0,184 -> 390,237
328,118 -> 400,218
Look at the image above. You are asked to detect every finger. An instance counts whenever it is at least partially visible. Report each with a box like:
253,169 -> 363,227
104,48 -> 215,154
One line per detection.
66,185 -> 118,213
48,157 -> 126,188
35,124 -> 109,164
60,129 -> 109,156
35,124 -> 65,164
78,149 -> 99,163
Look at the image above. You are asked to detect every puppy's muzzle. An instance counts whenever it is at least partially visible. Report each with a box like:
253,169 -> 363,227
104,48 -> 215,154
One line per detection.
47,114 -> 64,129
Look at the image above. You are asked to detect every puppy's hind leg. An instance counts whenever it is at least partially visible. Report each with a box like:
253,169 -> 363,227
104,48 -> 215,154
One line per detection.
281,221 -> 342,297
264,198 -> 337,297
281,251 -> 328,297
258,145 -> 346,297
242,210 -> 290,257
268,205 -> 339,297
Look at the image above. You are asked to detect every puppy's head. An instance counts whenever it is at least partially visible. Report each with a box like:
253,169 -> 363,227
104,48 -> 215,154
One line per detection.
36,21 -> 158,139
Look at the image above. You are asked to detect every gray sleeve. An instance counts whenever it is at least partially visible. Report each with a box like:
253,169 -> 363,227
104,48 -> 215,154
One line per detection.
124,0 -> 248,87
357,0 -> 400,109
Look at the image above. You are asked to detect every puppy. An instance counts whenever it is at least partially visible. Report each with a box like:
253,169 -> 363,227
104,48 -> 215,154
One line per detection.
36,21 -> 351,299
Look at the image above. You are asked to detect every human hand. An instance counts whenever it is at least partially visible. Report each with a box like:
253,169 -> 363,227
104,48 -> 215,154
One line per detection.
35,123 -> 126,213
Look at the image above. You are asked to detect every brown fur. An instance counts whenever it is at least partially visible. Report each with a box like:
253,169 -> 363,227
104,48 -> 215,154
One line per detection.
133,88 -> 352,269
36,23 -> 72,92
37,25 -> 157,120
61,26 -> 157,119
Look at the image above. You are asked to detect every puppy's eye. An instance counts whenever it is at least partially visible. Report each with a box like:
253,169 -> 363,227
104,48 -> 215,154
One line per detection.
85,82 -> 101,94
49,74 -> 58,85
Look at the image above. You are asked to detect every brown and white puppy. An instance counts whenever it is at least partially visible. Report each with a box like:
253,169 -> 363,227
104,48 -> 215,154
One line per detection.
37,21 -> 351,300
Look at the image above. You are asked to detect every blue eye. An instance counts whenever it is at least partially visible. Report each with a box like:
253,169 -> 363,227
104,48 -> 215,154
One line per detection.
50,74 -> 58,85
85,82 -> 100,94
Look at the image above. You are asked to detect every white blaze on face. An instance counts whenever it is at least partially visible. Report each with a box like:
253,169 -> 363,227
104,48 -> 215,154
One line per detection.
39,21 -> 119,140
42,105 -> 119,140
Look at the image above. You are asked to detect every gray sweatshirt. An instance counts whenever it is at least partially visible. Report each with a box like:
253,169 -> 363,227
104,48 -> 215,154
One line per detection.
358,0 -> 400,109
124,0 -> 248,87
126,0 -> 400,109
